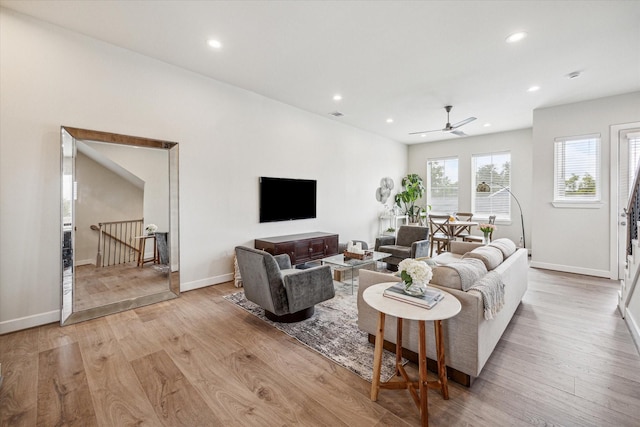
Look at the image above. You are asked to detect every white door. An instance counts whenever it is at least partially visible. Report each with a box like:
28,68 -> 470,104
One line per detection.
617,127 -> 640,279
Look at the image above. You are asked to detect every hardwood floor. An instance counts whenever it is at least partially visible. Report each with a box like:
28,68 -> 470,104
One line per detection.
74,263 -> 169,311
1,267 -> 640,426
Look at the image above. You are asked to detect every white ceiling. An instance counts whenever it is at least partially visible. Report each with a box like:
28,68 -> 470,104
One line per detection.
2,0 -> 639,144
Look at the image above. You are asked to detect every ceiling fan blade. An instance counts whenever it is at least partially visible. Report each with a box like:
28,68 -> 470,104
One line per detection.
408,129 -> 442,135
450,117 -> 477,129
450,130 -> 468,137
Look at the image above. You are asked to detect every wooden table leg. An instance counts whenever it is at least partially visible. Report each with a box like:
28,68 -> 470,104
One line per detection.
371,311 -> 386,401
434,319 -> 449,400
137,238 -> 145,267
396,317 -> 403,376
418,320 -> 429,427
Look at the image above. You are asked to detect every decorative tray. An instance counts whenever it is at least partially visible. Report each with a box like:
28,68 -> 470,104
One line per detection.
344,250 -> 373,260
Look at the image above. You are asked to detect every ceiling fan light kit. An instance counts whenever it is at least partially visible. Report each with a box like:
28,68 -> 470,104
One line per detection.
409,105 -> 477,137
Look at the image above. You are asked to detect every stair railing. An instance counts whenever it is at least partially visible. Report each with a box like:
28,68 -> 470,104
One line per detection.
92,219 -> 143,267
624,163 -> 640,308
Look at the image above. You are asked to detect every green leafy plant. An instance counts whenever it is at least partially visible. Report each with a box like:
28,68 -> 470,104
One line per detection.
394,173 -> 426,223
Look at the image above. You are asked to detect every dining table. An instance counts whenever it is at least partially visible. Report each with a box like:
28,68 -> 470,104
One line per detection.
447,220 -> 479,239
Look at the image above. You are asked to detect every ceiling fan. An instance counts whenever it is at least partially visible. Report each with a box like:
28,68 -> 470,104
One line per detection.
409,105 -> 477,136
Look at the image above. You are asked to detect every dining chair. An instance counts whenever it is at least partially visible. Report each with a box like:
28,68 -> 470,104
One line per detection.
428,214 -> 453,256
453,212 -> 474,240
464,215 -> 496,243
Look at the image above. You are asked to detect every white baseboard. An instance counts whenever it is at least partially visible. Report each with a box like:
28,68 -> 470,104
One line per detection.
625,308 -> 640,356
0,310 -> 59,335
76,259 -> 95,266
1,273 -> 234,334
180,273 -> 234,292
529,261 -> 611,278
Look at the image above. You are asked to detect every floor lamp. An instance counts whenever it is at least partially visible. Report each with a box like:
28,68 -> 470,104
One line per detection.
476,182 -> 526,249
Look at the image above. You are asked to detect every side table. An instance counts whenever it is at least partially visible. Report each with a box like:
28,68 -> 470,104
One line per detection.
363,282 -> 461,427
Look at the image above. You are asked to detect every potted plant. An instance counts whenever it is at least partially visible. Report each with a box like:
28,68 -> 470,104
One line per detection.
394,173 -> 426,223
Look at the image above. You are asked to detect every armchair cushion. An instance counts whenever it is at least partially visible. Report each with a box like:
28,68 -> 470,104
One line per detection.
274,253 -> 292,270
375,235 -> 396,250
283,266 -> 335,312
396,226 -> 429,247
376,245 -> 411,259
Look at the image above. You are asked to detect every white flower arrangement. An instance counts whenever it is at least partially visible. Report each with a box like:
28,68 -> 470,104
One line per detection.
145,223 -> 158,234
398,258 -> 433,288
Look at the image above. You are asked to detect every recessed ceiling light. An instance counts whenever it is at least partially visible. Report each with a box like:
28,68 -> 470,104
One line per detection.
207,39 -> 222,49
333,94 -> 342,101
484,123 -> 492,127
506,32 -> 527,43
386,118 -> 394,123
527,85 -> 540,92
420,134 -> 427,137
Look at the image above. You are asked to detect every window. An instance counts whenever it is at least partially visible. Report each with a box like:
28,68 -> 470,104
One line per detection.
554,135 -> 600,202
472,152 -> 511,219
427,157 -> 458,214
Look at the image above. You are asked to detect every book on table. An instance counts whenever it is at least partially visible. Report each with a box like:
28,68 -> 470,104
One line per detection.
383,283 -> 444,309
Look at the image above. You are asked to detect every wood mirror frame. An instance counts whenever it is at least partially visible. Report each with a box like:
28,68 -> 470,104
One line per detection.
61,126 -> 179,326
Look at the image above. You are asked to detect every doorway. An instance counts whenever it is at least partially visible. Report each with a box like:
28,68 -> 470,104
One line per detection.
612,122 -> 640,280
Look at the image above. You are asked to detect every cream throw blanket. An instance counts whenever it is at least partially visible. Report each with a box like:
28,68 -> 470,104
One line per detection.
468,271 -> 505,320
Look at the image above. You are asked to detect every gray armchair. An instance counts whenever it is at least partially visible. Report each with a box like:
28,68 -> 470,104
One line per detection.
234,246 -> 335,322
374,225 -> 430,271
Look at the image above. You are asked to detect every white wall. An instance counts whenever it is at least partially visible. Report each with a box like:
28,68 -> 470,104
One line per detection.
0,9 -> 407,333
531,92 -> 640,277
407,129 -> 533,246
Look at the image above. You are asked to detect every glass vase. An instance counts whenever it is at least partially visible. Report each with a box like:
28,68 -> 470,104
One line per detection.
482,232 -> 490,245
403,280 -> 427,296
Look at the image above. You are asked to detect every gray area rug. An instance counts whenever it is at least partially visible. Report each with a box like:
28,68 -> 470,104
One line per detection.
223,282 -> 402,383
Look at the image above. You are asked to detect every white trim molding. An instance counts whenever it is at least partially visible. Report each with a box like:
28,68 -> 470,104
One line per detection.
0,310 -> 60,335
180,272 -> 234,292
529,262 -> 611,279
625,308 -> 640,355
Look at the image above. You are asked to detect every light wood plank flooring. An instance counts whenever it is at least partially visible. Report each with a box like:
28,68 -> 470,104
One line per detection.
74,263 -> 169,311
1,267 -> 640,426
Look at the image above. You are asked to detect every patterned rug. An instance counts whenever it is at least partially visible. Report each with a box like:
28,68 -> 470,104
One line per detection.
223,282 -> 402,383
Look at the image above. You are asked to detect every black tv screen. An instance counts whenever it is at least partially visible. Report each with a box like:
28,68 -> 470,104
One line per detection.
259,177 -> 317,223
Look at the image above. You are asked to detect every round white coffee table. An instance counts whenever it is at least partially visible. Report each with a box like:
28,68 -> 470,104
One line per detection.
363,282 -> 461,427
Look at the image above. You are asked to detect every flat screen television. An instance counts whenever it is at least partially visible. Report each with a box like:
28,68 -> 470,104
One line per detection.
259,177 -> 317,223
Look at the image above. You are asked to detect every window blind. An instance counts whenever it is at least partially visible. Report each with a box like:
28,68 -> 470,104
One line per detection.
554,134 -> 600,202
427,157 -> 458,214
472,152 -> 511,219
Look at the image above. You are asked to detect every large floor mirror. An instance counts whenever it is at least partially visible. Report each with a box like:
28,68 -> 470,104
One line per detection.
61,126 -> 179,325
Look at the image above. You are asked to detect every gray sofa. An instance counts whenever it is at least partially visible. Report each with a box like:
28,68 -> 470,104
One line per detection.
235,246 -> 335,322
374,225 -> 430,271
357,239 -> 528,385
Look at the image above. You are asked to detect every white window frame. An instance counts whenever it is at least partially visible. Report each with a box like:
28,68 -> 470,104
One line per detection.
472,151 -> 511,221
426,157 -> 459,215
553,134 -> 601,208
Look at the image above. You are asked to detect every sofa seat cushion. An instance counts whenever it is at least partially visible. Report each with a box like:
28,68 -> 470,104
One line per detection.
462,246 -> 504,270
488,238 -> 517,258
378,245 -> 411,258
431,258 -> 487,290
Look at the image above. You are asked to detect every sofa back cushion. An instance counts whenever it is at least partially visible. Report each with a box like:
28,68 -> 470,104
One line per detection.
431,258 -> 487,290
462,245 -> 504,270
488,238 -> 517,258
